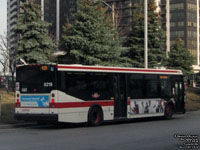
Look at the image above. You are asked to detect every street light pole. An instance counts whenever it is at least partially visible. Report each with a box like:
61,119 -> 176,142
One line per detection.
144,0 -> 148,69
112,4 -> 115,28
100,0 -> 115,28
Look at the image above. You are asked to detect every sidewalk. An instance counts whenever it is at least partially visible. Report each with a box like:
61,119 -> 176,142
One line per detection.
0,123 -> 15,129
0,122 -> 37,129
0,116 -> 37,129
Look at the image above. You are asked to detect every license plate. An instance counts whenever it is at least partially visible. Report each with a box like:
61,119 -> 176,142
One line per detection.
21,108 -> 30,112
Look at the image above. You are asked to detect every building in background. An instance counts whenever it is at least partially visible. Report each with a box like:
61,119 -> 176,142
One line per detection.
7,0 -> 19,54
7,0 -> 160,49
102,0 -> 200,72
7,0 -> 200,72
7,0 -> 20,75
7,0 -> 77,51
160,0 -> 170,54
39,0 -> 77,41
105,0 -> 137,36
161,0 -> 200,72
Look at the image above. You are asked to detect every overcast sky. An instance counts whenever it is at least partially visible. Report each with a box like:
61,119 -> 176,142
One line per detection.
0,0 -> 6,71
0,0 -> 7,35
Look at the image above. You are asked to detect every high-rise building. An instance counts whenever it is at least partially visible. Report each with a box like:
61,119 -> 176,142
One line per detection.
7,0 -> 19,52
105,0 -> 145,36
161,0 -> 200,72
8,0 -> 161,47
7,0 -> 21,74
40,0 -> 77,41
160,0 -> 170,54
7,0 -> 200,72
7,0 -> 77,51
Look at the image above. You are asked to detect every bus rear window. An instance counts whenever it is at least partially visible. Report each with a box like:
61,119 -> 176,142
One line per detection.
16,65 -> 56,93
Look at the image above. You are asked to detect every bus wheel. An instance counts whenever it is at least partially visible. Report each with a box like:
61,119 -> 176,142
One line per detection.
88,106 -> 103,126
164,105 -> 173,119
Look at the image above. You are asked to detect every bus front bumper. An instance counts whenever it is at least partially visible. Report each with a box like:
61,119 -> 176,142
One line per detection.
14,113 -> 58,123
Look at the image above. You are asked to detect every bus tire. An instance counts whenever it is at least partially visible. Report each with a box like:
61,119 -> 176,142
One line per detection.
88,106 -> 103,126
164,105 -> 173,119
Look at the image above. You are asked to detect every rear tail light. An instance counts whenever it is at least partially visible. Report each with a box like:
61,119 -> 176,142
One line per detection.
51,93 -> 55,108
16,93 -> 20,107
16,103 -> 20,107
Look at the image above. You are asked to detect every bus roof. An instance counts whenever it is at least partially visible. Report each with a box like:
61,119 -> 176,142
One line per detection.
56,64 -> 183,75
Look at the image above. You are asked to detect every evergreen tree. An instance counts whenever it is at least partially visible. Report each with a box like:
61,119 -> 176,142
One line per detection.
148,0 -> 166,67
123,0 -> 166,68
167,38 -> 194,76
15,0 -> 55,64
59,0 -> 122,66
122,2 -> 144,67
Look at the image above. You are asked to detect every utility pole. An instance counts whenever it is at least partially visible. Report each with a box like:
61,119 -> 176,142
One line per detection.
42,0 -> 59,50
100,0 -> 115,28
41,0 -> 44,21
56,0 -> 60,46
111,4 -> 115,28
144,0 -> 148,69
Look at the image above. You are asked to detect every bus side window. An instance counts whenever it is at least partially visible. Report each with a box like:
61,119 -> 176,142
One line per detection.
60,72 -> 66,91
160,80 -> 171,98
88,73 -> 113,100
179,82 -> 183,100
61,72 -> 113,101
174,82 -> 179,96
145,75 -> 159,99
128,74 -> 145,99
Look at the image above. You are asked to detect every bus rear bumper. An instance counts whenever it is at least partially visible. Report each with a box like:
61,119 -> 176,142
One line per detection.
14,113 -> 58,123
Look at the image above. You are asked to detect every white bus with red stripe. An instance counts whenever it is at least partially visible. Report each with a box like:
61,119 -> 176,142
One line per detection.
15,64 -> 185,125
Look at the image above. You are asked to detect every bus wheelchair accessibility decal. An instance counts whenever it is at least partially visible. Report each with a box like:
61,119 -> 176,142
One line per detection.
21,95 -> 49,107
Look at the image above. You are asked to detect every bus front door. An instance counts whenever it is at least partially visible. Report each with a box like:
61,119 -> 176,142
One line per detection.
172,79 -> 185,113
114,74 -> 127,119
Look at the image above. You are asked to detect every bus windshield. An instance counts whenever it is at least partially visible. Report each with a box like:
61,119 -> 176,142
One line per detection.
16,65 -> 56,93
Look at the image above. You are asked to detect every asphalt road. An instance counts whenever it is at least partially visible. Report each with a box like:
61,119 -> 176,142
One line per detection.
0,111 -> 199,150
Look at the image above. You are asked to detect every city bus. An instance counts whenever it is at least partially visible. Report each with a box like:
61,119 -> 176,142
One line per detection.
15,64 -> 186,126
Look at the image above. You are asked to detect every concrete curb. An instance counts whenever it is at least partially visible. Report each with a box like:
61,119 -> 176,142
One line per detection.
0,124 -> 14,129
0,123 -> 37,129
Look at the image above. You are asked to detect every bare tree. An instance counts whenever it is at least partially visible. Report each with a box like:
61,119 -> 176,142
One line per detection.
114,5 -> 124,37
0,34 -> 8,75
113,3 -> 130,37
0,34 -> 16,91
